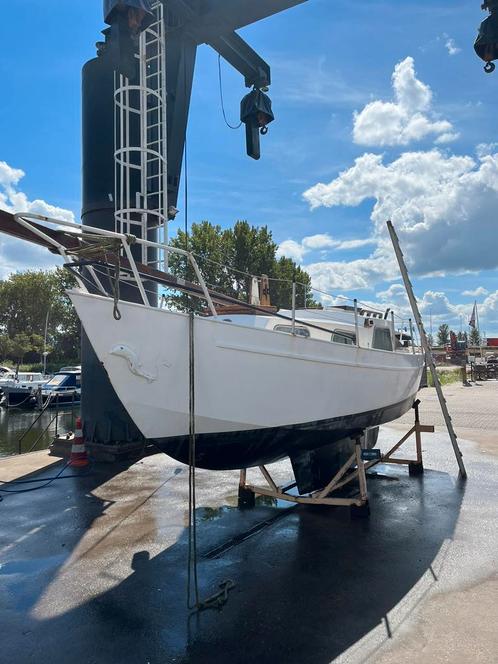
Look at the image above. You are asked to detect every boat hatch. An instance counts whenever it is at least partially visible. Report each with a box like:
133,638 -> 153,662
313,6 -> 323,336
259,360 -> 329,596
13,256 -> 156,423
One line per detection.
332,330 -> 356,345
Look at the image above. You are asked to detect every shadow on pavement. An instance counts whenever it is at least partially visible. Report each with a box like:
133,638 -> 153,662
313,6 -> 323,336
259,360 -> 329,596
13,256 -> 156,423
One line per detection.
0,462 -> 465,664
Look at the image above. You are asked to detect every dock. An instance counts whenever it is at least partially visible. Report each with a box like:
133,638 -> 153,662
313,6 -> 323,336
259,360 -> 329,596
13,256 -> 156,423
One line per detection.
1,383 -> 498,663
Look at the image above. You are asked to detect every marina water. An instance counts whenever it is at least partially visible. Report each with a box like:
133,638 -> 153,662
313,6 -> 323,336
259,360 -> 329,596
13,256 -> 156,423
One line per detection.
0,407 -> 79,458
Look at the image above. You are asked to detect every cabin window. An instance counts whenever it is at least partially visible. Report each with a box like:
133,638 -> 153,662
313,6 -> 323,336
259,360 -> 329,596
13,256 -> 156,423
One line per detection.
372,327 -> 393,351
331,330 -> 356,345
273,324 -> 310,338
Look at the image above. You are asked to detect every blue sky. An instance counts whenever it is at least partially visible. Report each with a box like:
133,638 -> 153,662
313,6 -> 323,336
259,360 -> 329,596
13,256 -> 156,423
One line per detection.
0,0 -> 497,334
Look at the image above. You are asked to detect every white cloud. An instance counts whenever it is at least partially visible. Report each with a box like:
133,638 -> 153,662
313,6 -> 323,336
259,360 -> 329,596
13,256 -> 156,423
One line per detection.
481,291 -> 498,333
272,55 -> 367,107
277,233 -> 376,263
444,36 -> 461,56
353,57 -> 458,147
462,287 -> 489,297
276,239 -> 307,262
303,256 -> 396,294
334,238 -> 377,251
0,160 -> 75,278
302,234 -> 337,251
303,149 -> 498,282
376,283 -> 409,307
476,143 -> 498,158
434,131 -> 460,145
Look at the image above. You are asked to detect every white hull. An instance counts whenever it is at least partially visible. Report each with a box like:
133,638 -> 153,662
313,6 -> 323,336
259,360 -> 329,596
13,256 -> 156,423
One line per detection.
69,289 -> 424,466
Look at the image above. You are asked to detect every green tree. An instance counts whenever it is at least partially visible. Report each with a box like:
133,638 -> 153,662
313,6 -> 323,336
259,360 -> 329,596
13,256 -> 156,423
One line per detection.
271,256 -> 317,309
436,323 -> 450,346
50,268 -> 81,360
168,220 -> 319,311
0,334 -> 12,360
469,327 -> 481,346
9,333 -> 33,369
0,267 -> 80,364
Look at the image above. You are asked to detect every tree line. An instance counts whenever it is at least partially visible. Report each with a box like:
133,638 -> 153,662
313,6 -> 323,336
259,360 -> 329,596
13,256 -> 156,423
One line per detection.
433,323 -> 482,347
0,268 -> 80,370
168,220 -> 319,311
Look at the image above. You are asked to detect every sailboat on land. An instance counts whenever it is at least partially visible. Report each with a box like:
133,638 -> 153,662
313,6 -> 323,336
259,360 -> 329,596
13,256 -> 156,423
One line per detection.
0,211 -> 424,472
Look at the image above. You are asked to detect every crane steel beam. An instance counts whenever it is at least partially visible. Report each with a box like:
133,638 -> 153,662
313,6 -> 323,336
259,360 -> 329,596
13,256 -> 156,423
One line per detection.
165,0 -> 307,39
208,32 -> 270,88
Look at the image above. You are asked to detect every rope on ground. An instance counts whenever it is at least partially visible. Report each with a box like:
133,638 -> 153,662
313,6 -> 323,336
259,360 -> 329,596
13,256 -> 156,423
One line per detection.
186,312 -> 235,612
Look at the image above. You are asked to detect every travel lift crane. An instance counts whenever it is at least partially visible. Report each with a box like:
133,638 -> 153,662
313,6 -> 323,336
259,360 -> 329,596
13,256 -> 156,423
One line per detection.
81,0 -> 308,451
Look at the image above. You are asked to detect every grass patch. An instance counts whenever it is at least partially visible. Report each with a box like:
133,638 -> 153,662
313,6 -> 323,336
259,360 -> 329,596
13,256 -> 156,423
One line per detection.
428,368 -> 463,387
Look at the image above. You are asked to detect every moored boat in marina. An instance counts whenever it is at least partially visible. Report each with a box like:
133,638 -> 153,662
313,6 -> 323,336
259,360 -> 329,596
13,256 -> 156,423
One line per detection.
0,367 -> 81,410
0,372 -> 47,408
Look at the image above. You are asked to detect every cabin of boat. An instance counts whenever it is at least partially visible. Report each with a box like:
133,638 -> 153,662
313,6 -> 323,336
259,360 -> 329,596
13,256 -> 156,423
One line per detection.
210,306 -> 402,352
40,367 -> 81,406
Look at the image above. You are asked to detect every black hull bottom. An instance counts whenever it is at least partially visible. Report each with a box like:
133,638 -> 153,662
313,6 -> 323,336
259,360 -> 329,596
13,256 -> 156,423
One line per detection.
151,396 -> 415,470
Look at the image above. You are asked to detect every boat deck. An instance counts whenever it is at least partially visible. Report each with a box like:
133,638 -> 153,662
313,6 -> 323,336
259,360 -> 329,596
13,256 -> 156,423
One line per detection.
1,385 -> 498,663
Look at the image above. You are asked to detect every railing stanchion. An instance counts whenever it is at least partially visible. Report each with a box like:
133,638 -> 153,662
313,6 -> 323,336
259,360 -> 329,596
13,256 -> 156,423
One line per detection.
354,298 -> 360,348
55,393 -> 59,438
189,254 -> 216,316
291,281 -> 297,335
409,318 -> 415,354
391,311 -> 396,351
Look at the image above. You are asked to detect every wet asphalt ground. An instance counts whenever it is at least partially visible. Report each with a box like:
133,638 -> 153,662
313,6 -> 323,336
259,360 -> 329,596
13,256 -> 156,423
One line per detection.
0,409 -> 497,663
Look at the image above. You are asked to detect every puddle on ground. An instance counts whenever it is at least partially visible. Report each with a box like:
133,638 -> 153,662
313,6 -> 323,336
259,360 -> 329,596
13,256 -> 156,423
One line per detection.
197,495 -> 279,521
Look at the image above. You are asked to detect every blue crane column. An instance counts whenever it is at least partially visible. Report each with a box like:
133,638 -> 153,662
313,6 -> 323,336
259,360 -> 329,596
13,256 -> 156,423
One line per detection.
80,0 -> 307,452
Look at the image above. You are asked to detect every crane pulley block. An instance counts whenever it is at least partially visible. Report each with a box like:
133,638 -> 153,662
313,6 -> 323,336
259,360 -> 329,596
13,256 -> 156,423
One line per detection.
240,89 -> 275,160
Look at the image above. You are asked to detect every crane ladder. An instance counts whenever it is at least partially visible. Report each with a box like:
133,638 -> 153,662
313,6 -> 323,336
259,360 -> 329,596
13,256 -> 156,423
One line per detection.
114,0 -> 168,271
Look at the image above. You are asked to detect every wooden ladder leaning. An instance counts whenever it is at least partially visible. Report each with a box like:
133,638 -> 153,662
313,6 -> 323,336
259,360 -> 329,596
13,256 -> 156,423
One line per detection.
387,220 -> 467,479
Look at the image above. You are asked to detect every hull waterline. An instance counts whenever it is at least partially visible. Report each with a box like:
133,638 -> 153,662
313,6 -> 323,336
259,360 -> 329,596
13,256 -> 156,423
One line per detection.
152,395 -> 415,470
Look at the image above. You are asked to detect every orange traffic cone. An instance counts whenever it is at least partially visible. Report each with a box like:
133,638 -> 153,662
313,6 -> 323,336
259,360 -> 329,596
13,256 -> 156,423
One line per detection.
69,417 -> 89,467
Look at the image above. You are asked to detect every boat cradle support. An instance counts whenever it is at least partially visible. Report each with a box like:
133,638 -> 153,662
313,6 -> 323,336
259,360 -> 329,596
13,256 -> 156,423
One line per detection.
238,401 -> 435,517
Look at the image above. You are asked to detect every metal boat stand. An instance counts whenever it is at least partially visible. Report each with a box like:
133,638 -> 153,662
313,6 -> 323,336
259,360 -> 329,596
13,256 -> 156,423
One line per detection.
238,401 -> 434,518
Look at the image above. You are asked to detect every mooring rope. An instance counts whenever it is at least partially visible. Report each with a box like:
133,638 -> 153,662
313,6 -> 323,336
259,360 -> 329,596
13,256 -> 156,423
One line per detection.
66,234 -> 130,321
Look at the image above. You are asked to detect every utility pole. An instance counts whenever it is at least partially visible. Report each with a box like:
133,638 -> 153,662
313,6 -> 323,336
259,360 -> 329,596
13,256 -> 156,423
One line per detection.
42,304 -> 52,376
